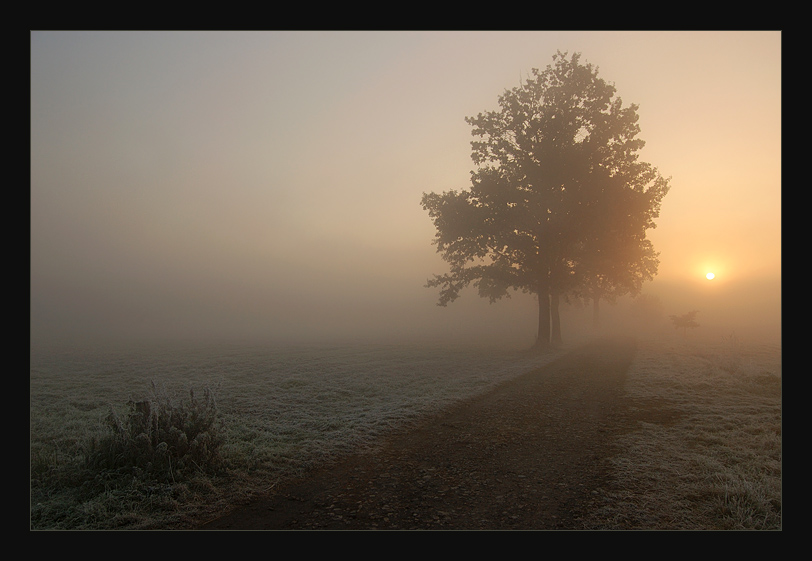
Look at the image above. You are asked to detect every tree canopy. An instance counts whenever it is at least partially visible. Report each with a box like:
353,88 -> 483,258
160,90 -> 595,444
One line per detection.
421,51 -> 670,348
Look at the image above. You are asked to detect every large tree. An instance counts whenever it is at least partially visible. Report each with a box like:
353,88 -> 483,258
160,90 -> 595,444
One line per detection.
421,51 -> 669,348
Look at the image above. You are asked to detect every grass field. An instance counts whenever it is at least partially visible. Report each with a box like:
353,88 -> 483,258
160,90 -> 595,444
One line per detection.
582,334 -> 782,530
29,341 -> 562,529
29,334 -> 781,530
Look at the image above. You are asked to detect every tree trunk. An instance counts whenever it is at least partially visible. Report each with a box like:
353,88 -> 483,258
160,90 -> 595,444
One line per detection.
592,292 -> 601,331
551,289 -> 562,346
536,291 -> 551,348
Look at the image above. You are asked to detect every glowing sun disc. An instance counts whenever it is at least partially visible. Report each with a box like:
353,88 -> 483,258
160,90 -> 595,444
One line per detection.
706,272 -> 715,280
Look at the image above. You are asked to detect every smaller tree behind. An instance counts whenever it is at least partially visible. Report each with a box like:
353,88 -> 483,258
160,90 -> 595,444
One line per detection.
669,310 -> 700,337
570,158 -> 669,329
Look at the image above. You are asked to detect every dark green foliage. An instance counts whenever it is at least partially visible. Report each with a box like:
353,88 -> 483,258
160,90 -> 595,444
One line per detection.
85,382 -> 224,482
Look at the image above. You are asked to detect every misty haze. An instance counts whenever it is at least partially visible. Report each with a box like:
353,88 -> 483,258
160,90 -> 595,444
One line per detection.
30,31 -> 780,530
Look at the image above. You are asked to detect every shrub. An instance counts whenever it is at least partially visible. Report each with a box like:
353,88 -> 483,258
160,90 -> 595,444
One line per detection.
669,310 -> 700,336
84,382 -> 224,483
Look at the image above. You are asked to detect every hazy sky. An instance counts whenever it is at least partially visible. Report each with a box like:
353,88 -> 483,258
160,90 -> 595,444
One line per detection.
30,31 -> 781,345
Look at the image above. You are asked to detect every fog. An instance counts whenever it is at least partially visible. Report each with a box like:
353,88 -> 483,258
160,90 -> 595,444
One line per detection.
30,31 -> 781,348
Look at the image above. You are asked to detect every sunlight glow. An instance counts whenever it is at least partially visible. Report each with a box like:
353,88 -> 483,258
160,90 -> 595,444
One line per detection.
706,272 -> 715,280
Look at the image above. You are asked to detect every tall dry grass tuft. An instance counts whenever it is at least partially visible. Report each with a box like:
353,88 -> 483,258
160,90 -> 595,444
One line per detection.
31,382 -> 226,529
84,382 -> 224,482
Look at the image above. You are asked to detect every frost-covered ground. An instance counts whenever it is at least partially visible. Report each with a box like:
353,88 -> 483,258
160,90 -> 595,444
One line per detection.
585,334 -> 782,530
30,334 -> 781,529
30,340 -> 563,462
30,339 -> 566,528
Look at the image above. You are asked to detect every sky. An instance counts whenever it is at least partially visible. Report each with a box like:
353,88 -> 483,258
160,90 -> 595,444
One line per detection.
30,31 -> 782,347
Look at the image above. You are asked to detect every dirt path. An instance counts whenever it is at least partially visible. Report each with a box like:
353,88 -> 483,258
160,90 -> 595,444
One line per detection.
198,337 -> 638,530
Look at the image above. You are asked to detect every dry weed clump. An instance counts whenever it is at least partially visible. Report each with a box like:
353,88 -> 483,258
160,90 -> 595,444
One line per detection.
31,382 -> 226,529
85,382 -> 224,481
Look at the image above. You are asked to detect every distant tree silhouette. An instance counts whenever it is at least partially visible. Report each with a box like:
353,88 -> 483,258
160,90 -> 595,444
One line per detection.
669,310 -> 700,336
421,51 -> 670,348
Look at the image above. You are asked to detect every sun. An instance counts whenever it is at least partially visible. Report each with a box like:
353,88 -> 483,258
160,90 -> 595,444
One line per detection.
706,272 -> 715,280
